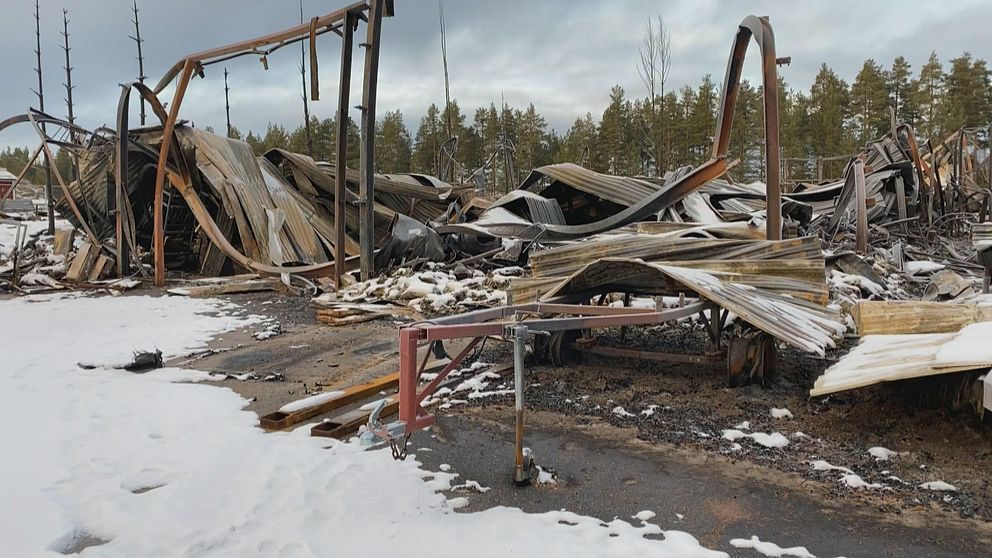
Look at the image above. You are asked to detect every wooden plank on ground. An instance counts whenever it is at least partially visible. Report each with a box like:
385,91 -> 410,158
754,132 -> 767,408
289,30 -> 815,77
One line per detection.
53,228 -> 74,256
259,372 -> 400,431
167,277 -> 281,297
65,242 -> 98,282
310,398 -> 399,439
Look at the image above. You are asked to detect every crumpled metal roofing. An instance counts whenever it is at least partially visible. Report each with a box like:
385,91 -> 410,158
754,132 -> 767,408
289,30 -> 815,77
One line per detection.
521,162 -> 664,208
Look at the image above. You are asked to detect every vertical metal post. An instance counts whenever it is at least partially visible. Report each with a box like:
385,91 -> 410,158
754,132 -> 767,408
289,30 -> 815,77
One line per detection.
334,11 -> 355,287
398,327 -> 420,425
359,0 -> 383,281
512,324 -> 528,485
854,159 -> 868,254
759,17 -> 781,241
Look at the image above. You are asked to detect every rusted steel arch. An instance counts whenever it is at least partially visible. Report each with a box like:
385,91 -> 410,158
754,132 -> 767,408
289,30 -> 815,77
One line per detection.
142,2 -> 373,285
150,1 -> 368,94
113,80 -> 339,280
712,15 -> 782,240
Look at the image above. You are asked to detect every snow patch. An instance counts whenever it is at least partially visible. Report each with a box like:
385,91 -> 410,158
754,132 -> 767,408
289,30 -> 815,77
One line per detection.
278,391 -> 345,414
770,408 -> 793,419
868,446 -> 897,461
919,481 -> 957,492
729,535 -> 816,558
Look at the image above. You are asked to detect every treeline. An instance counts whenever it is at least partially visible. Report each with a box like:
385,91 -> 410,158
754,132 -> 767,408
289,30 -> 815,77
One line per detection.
235,51 -> 990,190
3,52 -> 989,192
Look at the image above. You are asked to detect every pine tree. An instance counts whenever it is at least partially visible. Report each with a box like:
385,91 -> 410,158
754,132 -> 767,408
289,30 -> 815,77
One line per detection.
375,110 -> 412,173
412,104 -> 444,174
728,80 -> 763,180
943,52 -> 992,131
887,56 -> 915,123
809,64 -> 852,177
688,75 -> 717,165
915,52 -> 945,141
849,59 -> 890,146
595,85 -> 636,174
554,113 -> 597,165
516,103 -> 548,173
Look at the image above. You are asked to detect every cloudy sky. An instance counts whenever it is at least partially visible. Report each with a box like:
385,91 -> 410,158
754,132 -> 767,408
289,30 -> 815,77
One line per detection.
1,0 -> 989,150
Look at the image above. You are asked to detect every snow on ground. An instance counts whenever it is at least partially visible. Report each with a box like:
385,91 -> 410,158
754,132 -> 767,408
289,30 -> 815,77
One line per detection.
868,447 -> 898,461
0,219 -> 72,257
919,481 -> 958,492
0,293 -> 727,558
722,429 -> 790,449
729,535 -> 817,558
770,408 -> 793,419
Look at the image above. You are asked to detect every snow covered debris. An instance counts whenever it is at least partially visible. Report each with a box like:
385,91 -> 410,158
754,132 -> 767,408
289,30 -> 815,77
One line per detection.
868,447 -> 898,461
1,293 -> 728,557
333,266 -> 509,316
611,405 -> 636,418
729,535 -> 816,558
253,322 -> 282,340
904,260 -> 945,275
919,481 -> 958,492
770,408 -> 793,419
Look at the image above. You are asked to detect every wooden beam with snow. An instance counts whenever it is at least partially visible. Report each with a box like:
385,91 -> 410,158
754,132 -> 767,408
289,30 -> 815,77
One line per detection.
853,300 -> 992,335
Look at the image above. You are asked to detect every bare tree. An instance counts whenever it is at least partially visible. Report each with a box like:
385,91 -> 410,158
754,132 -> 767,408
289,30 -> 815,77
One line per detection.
130,0 -> 147,126
298,0 -> 314,157
60,9 -> 75,128
224,68 -> 232,138
32,0 -> 55,233
637,16 -> 672,176
61,8 -> 80,182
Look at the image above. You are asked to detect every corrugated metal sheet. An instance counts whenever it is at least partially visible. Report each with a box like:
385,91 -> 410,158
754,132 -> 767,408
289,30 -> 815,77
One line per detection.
542,259 -> 843,355
521,162 -> 664,208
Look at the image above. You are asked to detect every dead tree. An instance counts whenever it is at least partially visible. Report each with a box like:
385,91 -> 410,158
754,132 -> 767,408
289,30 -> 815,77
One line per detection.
224,68 -> 232,138
32,0 -> 55,234
438,0 -> 456,181
130,0 -> 147,126
637,15 -> 672,176
298,0 -> 315,157
60,9 -> 76,128
61,8 -> 80,181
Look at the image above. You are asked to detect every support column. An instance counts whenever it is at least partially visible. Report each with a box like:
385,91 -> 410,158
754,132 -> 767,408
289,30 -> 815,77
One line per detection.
358,0 -> 383,281
513,324 -> 528,485
854,159 -> 868,254
334,11 -> 355,287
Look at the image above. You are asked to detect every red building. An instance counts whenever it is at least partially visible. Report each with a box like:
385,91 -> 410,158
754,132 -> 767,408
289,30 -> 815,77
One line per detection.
0,167 -> 15,199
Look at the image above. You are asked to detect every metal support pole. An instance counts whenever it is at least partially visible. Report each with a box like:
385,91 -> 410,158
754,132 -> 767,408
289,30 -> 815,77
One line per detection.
759,18 -> 781,241
398,327 -> 419,425
512,324 -> 528,485
334,11 -> 355,288
358,0 -> 383,281
854,159 -> 868,254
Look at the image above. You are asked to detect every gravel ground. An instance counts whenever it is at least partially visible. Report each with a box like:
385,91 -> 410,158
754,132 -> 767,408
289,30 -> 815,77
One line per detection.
458,319 -> 992,522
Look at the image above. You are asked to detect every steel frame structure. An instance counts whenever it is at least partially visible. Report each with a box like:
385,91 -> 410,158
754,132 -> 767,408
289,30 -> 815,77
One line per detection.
114,0 -> 390,286
390,299 -> 725,479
